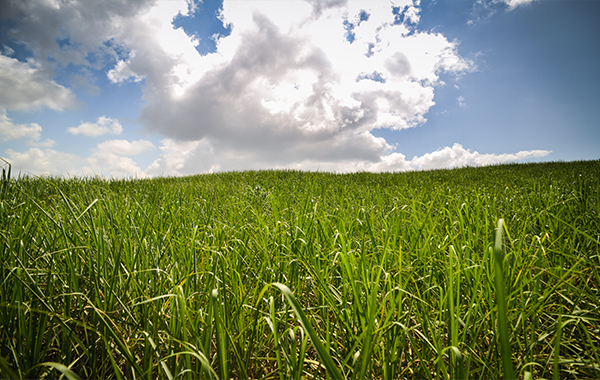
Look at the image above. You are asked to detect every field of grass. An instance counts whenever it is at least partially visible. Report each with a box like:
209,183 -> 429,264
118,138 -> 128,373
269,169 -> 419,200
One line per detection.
1,160 -> 599,379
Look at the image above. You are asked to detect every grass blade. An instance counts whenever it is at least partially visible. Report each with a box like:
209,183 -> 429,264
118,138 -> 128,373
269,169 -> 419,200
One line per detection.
272,283 -> 344,380
38,362 -> 83,380
553,314 -> 562,380
0,356 -> 19,380
493,219 -> 516,380
212,288 -> 229,380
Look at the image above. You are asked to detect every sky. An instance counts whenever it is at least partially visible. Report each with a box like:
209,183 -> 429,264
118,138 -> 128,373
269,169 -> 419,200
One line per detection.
1,0 -> 598,178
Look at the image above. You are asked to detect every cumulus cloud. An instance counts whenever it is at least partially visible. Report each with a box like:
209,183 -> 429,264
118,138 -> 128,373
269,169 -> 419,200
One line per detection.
82,139 -> 155,178
294,143 -> 551,172
122,0 -> 473,173
0,1 -> 154,70
146,139 -> 219,176
0,0 -> 154,108
4,147 -> 80,176
1,0 -> 551,177
0,108 -> 56,147
67,116 -> 123,137
0,108 -> 42,142
0,55 -> 76,111
3,138 -> 154,178
410,143 -> 551,171
95,139 -> 155,155
107,52 -> 145,84
144,139 -> 551,175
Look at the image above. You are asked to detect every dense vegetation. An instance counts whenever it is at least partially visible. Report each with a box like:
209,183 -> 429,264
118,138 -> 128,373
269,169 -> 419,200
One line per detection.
1,160 -> 599,379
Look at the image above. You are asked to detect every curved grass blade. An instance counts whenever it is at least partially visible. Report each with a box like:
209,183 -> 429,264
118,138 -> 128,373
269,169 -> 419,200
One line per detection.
38,362 -> 83,380
437,346 -> 465,380
272,283 -> 344,380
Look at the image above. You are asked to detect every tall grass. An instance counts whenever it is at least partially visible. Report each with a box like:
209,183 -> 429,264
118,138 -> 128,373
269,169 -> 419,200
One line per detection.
1,161 -> 599,379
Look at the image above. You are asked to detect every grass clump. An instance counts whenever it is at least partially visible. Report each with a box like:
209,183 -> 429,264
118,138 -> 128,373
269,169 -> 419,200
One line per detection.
1,160 -> 599,379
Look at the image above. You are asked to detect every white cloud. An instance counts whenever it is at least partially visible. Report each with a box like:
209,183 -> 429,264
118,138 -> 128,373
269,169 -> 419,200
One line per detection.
0,1 -> 154,70
107,52 -> 145,84
4,147 -> 80,176
145,138 -> 219,176
82,155 -> 149,179
95,139 -> 155,155
67,116 -> 123,137
0,108 -> 56,147
4,138 -> 155,178
82,139 -> 155,178
33,139 -> 56,148
125,0 -> 474,172
0,55 -> 76,111
144,139 -> 551,175
410,143 -> 551,171
0,108 -> 42,142
0,1 -> 154,111
288,151 -> 415,173
469,0 -> 537,23
4,139 -> 551,178
504,0 -> 537,10
1,0 -> 551,177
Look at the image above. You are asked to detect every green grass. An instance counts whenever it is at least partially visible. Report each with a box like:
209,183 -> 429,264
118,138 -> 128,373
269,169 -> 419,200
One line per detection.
1,160 -> 599,379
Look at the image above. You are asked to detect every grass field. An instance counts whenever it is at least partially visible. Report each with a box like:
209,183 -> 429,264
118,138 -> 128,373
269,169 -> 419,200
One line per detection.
1,160 -> 599,379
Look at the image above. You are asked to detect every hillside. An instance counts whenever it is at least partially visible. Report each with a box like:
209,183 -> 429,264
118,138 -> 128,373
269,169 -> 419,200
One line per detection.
1,160 -> 599,379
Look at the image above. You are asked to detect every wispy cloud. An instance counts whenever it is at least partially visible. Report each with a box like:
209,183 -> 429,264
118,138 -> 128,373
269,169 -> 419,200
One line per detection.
504,0 -> 538,11
469,0 -> 538,24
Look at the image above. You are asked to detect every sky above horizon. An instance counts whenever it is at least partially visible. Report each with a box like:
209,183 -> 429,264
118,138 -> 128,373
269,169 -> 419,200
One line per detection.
1,0 -> 598,178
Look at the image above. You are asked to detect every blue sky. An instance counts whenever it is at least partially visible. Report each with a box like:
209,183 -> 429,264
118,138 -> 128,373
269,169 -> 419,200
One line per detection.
0,0 -> 598,177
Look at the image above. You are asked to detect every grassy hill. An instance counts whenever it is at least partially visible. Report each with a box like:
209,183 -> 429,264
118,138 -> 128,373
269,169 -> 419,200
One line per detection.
1,160 -> 599,379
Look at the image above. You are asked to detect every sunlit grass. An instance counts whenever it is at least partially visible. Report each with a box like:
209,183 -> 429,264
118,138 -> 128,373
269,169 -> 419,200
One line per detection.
1,161 -> 599,379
